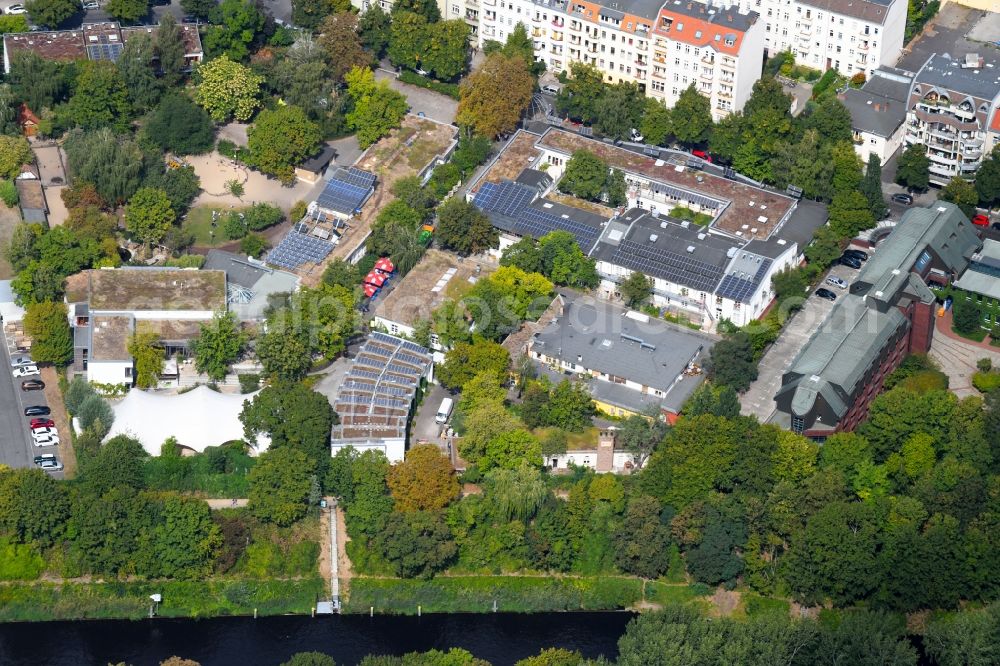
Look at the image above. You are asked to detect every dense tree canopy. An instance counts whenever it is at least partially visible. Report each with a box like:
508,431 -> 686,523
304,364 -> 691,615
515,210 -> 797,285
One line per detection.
144,95 -> 216,155
457,53 -> 533,139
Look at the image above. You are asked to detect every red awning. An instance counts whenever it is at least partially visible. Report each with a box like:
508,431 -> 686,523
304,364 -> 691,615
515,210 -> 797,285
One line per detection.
365,271 -> 386,287
374,257 -> 395,273
363,283 -> 378,298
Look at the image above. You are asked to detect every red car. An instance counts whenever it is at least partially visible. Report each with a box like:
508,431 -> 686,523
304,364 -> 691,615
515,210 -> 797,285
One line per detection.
30,418 -> 55,429
972,214 -> 989,227
692,149 -> 712,162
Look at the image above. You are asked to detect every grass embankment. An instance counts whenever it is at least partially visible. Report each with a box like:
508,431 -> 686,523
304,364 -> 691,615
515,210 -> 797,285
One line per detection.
344,577 -> 713,614
0,577 -> 325,622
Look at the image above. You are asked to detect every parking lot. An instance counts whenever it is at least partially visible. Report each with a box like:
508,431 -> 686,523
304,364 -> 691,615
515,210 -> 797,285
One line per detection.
0,325 -> 60,476
740,262 -> 858,422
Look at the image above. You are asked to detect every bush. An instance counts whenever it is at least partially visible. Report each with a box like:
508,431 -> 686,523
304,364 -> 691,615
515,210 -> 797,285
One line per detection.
223,213 -> 247,240
238,373 -> 261,394
164,254 -> 206,268
972,371 -> 1000,393
240,233 -> 268,258
290,200 -> 307,222
77,393 -> 114,436
398,70 -> 461,99
244,203 -> 283,231
0,180 -> 18,207
217,139 -> 237,158
0,539 -> 44,581
977,357 -> 992,372
64,376 -> 97,414
811,69 -> 840,100
428,163 -> 461,198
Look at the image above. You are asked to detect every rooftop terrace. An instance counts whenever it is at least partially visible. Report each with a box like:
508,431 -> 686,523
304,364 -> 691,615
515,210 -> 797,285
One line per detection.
65,268 -> 227,312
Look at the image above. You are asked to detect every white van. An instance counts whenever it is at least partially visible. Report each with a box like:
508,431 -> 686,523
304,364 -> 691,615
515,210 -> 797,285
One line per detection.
435,397 -> 454,424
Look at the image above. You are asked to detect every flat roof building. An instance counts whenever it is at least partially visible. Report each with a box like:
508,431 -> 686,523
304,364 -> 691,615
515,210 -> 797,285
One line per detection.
203,250 -> 300,320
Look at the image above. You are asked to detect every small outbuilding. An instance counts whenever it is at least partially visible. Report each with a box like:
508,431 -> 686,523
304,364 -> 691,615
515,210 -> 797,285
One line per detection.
295,145 -> 337,183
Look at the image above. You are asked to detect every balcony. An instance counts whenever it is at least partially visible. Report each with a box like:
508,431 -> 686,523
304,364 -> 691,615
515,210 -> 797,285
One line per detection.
652,68 -> 665,79
552,17 -> 564,27
532,13 -> 543,23
797,25 -> 811,37
635,71 -> 646,80
550,46 -> 563,54
701,53 -> 714,65
482,0 -> 495,5
858,41 -> 869,51
635,58 -> 647,67
569,35 -> 581,44
953,104 -> 976,121
481,26 -> 495,36
551,31 -> 563,41
929,163 -> 956,178
636,42 -> 647,52
718,88 -> 733,98
587,42 -> 598,53
465,10 -> 478,21
928,151 -> 959,166
929,128 -> 958,142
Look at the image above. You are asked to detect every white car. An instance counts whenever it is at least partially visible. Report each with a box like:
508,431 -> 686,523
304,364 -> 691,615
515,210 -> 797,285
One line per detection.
82,0 -> 99,7
32,434 -> 60,447
6,4 -> 28,13
32,426 -> 57,437
12,365 -> 38,378
825,276 -> 848,290
630,128 -> 644,142
10,356 -> 32,367
34,454 -> 63,471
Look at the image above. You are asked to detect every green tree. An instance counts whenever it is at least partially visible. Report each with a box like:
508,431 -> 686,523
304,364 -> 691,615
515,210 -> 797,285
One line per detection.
345,66 -> 408,149
896,143 -> 930,191
116,33 -> 161,114
0,135 -> 32,180
613,495 -> 672,578
191,311 -> 246,381
248,105 -> 321,182
975,147 -> 1000,207
559,150 -> 607,201
617,411 -> 668,467
318,12 -> 373,81
144,95 -> 216,156
391,0 -> 439,21
595,82 -> 643,142
555,62 -> 604,124
281,653 -> 338,666
387,10 -> 429,71
81,434 -> 148,495
65,128 -> 144,204
194,55 -> 264,122
373,510 -> 456,578
204,0 -> 264,61
861,153 -> 888,219
256,327 -> 312,382
482,429 -> 542,471
828,190 -> 876,239
619,271 -> 653,308
422,20 -> 469,81
952,295 -> 982,335
924,604 -> 1000,666
605,168 -> 627,208
127,331 -> 165,389
126,187 -> 175,254
145,165 -> 201,214
67,61 -> 131,130
437,338 -> 510,389
940,176 -> 979,219
708,331 -> 757,392
804,96 -> 853,144
240,383 -> 335,474
292,0 -> 347,31
0,468 -> 69,548
387,444 -> 459,512
153,496 -> 223,579
500,237 -> 542,274
544,380 -> 594,431
0,15 -> 29,34
640,97 -> 672,147
456,53 -> 534,139
155,13 -> 187,85
248,447 -> 314,526
537,231 -> 598,288
671,84 -> 713,145
358,6 -> 391,58
436,198 -> 498,256
484,462 -> 547,522
23,301 -> 73,366
77,393 -> 113,437
515,649 -> 585,666
180,0 -> 216,19
105,0 -> 148,22
8,51 -> 68,112
25,0 -> 77,29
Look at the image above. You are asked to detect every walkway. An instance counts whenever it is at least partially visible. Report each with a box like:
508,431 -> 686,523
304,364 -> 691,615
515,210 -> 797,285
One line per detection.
930,310 -> 1000,399
205,498 -> 249,509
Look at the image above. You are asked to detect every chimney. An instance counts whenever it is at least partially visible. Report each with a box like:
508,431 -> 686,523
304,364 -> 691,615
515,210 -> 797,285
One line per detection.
596,428 -> 615,473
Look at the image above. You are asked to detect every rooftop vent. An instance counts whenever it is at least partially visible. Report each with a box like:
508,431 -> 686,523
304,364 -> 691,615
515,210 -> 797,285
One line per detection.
660,221 -> 667,228
687,245 -> 696,253
697,233 -> 707,240
649,234 -> 659,242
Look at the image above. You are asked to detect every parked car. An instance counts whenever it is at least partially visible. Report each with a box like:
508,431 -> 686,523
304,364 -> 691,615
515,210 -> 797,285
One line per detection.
10,356 -> 32,367
34,454 -> 62,471
630,128 -> 644,142
24,405 -> 50,416
692,149 -> 712,162
82,1 -> 99,8
843,249 -> 869,261
12,365 -> 38,378
21,379 -> 45,391
826,276 -> 848,289
839,255 -> 863,269
30,418 -> 54,429
32,435 -> 59,447
815,288 -> 838,301
972,214 -> 989,227
33,454 -> 57,465
891,193 -> 913,205
31,427 -> 57,437
6,4 -> 28,13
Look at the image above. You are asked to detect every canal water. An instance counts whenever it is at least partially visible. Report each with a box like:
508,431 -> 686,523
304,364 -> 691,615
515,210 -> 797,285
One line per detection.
0,612 -> 635,666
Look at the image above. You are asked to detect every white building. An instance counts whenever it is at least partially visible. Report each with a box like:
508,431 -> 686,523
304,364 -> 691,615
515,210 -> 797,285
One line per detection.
547,428 -> 643,472
64,268 -> 227,384
741,0 -> 907,78
841,66 -> 913,164
903,52 -> 1000,187
650,0 -> 765,120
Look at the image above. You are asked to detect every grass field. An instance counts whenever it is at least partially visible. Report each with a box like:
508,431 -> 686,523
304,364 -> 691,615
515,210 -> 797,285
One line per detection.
182,206 -> 230,247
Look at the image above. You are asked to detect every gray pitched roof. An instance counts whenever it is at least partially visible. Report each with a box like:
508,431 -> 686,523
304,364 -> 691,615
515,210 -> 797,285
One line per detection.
798,0 -> 896,25
842,88 -> 907,137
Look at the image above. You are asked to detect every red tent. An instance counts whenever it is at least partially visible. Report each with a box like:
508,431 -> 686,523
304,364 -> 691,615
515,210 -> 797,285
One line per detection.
374,257 -> 395,273
363,283 -> 378,298
365,271 -> 386,287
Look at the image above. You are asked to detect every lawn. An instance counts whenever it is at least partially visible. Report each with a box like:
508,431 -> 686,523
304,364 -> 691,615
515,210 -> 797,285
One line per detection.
533,426 -> 599,449
954,326 -> 989,343
183,206 -> 230,247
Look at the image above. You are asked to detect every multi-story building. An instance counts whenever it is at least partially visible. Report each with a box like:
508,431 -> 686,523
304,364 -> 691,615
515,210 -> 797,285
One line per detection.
476,0 -> 763,118
841,65 -> 912,164
774,202 -> 980,439
649,0 -> 764,120
903,53 -> 1000,187
740,0 -> 906,78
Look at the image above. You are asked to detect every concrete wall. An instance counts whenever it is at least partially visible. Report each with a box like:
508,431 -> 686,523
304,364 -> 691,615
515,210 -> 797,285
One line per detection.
88,360 -> 132,385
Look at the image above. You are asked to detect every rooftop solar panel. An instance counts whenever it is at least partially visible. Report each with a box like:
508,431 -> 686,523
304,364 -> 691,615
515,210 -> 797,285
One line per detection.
513,206 -> 601,253
266,231 -> 334,269
316,179 -> 370,215
474,181 -> 537,219
612,239 -> 724,293
334,167 -> 377,190
716,258 -> 773,303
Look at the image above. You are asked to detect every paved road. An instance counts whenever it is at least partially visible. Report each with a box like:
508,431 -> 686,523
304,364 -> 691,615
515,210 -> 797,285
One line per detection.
374,69 -> 459,126
740,263 -> 855,422
0,336 -> 52,471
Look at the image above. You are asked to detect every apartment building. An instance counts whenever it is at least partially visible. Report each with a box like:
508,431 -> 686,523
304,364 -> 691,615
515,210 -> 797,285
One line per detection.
477,0 -> 762,117
650,0 -> 764,120
841,66 -> 913,164
738,0 -> 906,78
903,53 -> 1000,187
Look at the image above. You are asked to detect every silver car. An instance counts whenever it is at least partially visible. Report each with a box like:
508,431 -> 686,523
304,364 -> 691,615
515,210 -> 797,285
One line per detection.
825,276 -> 848,290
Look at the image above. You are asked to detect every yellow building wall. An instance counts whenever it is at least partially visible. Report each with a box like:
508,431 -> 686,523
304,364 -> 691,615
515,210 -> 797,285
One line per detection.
941,0 -> 1000,10
593,399 -> 640,419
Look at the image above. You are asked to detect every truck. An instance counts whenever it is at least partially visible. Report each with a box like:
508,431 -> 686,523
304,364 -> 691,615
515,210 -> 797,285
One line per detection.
435,397 -> 454,424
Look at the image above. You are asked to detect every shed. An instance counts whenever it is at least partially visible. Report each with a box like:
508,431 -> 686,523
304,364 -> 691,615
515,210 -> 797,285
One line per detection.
295,145 -> 337,183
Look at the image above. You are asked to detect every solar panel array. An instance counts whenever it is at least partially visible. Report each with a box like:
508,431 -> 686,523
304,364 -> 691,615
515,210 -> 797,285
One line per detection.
474,181 -> 537,219
612,240 -> 725,293
317,179 -> 370,215
650,184 -> 722,211
266,232 -> 334,270
514,206 -> 602,253
336,167 -> 377,190
715,257 -> 773,303
87,43 -> 124,61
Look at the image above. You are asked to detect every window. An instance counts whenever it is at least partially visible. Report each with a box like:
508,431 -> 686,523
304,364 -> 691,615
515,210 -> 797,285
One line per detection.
791,415 -> 804,433
125,367 -> 133,378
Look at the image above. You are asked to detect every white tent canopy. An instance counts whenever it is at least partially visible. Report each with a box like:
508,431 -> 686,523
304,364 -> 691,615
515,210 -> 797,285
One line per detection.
104,386 -> 270,454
